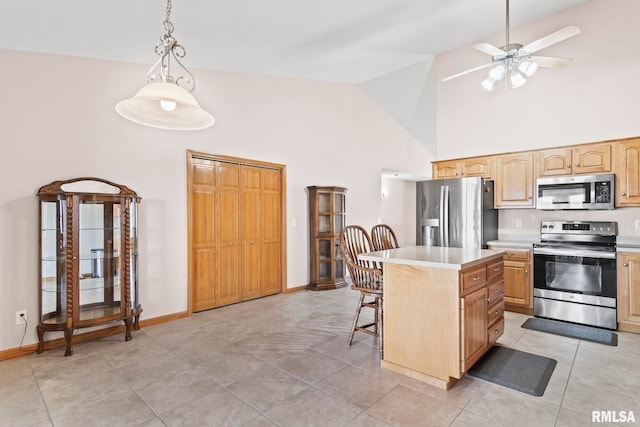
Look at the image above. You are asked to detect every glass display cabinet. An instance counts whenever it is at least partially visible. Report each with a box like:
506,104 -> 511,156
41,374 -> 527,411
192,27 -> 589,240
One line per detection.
307,186 -> 347,290
37,178 -> 142,356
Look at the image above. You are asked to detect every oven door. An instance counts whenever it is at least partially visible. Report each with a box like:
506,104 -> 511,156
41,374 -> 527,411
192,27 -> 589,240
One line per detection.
533,244 -> 617,298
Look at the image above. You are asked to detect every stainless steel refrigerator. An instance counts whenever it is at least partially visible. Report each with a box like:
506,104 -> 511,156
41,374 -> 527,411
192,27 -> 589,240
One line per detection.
416,177 -> 498,249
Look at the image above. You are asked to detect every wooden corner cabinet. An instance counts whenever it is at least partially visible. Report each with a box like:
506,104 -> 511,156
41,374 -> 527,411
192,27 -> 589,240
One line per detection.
307,186 -> 347,290
37,178 -> 142,356
488,244 -> 533,315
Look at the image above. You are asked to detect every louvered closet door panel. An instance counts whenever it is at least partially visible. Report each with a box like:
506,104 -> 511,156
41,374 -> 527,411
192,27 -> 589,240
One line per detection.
262,168 -> 282,295
192,159 -> 218,311
217,163 -> 242,306
241,166 -> 262,301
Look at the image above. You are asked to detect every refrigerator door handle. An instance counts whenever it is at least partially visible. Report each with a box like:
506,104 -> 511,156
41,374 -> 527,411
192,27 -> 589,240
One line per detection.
443,185 -> 450,246
439,186 -> 445,246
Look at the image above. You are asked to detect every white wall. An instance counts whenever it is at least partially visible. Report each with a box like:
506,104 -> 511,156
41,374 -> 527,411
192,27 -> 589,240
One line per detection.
380,177 -> 417,246
0,49 -> 434,352
436,0 -> 640,159
435,0 -> 640,238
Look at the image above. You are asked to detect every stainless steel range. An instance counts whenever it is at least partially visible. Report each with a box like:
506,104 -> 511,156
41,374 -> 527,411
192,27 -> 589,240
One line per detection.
533,220 -> 617,330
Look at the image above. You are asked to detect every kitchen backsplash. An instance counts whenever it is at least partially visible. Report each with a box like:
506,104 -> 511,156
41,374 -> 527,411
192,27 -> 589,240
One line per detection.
499,207 -> 640,239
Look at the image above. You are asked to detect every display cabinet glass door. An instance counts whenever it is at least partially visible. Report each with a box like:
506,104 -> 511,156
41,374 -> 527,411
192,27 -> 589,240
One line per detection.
76,200 -> 124,324
40,200 -> 67,325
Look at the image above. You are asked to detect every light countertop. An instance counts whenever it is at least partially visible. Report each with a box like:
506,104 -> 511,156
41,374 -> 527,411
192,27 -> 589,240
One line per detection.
487,240 -> 537,248
359,245 -> 506,271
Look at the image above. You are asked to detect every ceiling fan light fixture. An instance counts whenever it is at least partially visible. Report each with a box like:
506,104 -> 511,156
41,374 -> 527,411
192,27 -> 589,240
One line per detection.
518,60 -> 539,77
488,64 -> 506,80
510,71 -> 527,88
481,76 -> 499,91
116,0 -> 214,131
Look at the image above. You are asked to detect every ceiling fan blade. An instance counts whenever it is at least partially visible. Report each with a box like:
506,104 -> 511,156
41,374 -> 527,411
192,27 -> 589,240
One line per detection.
441,62 -> 496,82
473,43 -> 506,57
521,26 -> 581,54
530,56 -> 573,68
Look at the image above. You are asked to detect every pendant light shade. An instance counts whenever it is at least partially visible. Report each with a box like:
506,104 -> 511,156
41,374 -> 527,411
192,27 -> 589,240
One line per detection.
116,0 -> 214,130
116,82 -> 215,130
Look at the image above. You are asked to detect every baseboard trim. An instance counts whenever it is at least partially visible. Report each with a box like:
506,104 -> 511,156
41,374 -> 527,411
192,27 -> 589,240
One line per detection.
284,284 -> 307,293
0,311 -> 189,361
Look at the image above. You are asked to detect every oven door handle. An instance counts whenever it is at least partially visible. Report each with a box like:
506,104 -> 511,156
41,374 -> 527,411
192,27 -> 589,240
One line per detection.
533,247 -> 616,259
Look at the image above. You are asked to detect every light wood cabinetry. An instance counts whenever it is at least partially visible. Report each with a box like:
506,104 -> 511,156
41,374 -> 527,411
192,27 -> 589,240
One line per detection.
618,252 -> 640,333
381,253 -> 504,389
495,153 -> 535,208
460,259 -> 505,370
616,137 -> 640,207
432,156 -> 494,179
537,143 -> 612,176
488,245 -> 533,315
307,186 -> 347,290
188,153 -> 285,312
37,178 -> 141,356
433,137 -> 640,208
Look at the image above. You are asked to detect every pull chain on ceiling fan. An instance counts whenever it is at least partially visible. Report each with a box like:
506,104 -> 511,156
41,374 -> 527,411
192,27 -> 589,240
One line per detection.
442,0 -> 581,90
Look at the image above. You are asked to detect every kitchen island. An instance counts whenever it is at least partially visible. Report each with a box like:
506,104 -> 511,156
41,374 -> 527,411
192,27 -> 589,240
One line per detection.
359,245 -> 506,389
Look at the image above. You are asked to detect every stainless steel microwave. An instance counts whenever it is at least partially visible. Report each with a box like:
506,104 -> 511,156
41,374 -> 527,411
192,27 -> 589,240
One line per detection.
536,173 -> 615,210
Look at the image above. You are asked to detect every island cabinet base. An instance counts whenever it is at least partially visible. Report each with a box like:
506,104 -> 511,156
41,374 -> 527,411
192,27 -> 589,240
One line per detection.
380,360 -> 459,390
381,257 -> 504,389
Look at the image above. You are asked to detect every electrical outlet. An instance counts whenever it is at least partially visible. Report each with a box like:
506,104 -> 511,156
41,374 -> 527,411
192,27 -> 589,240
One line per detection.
16,310 -> 27,325
636,219 -> 640,231
515,219 -> 522,229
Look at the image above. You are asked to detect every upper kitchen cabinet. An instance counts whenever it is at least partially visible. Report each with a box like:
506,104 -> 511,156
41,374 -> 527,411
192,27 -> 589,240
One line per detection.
537,143 -> 612,177
616,137 -> 640,206
494,153 -> 535,208
432,156 -> 494,179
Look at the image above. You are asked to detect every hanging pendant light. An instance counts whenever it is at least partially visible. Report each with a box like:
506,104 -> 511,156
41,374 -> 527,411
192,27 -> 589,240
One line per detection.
116,0 -> 215,130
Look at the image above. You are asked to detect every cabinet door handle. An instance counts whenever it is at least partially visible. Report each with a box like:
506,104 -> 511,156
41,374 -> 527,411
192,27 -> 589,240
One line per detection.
250,241 -> 255,245
624,263 -> 629,267
495,310 -> 501,315
487,297 -> 492,303
524,269 -> 528,275
528,196 -> 533,199
566,164 -> 571,168
621,192 -> 626,196
575,163 -> 581,167
228,242 -> 233,246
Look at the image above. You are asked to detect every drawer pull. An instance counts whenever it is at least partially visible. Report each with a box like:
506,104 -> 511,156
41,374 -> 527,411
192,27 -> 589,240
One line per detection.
494,289 -> 501,293
495,329 -> 501,333
487,297 -> 492,303
495,310 -> 501,315
493,267 -> 501,272
473,276 -> 480,281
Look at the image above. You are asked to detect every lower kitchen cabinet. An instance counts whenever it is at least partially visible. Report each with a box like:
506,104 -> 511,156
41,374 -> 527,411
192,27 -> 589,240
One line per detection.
489,244 -> 533,315
618,252 -> 640,333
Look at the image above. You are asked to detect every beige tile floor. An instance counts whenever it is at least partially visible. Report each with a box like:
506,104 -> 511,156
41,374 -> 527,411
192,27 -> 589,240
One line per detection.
2,286 -> 640,426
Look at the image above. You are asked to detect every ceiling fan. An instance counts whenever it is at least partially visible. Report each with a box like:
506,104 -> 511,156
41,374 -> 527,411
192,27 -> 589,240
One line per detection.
442,0 -> 581,90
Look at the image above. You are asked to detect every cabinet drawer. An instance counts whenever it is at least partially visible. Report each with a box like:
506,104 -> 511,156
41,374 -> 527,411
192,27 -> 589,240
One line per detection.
488,318 -> 505,345
504,249 -> 530,261
462,265 -> 487,294
487,260 -> 504,281
487,299 -> 505,326
487,280 -> 505,305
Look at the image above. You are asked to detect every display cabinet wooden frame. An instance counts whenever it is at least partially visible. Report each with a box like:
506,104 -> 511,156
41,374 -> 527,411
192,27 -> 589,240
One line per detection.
36,177 -> 142,356
307,186 -> 347,290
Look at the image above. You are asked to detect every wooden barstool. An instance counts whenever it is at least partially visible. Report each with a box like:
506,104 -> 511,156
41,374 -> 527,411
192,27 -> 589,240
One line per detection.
339,225 -> 383,358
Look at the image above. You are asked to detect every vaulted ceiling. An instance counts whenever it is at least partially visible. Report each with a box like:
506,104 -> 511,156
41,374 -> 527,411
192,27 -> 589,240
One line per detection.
1,0 -> 588,84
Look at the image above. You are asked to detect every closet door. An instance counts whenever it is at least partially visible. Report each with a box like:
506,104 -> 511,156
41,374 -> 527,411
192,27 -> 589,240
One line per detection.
191,159 -> 218,311
217,163 -> 242,306
262,168 -> 282,296
241,166 -> 263,300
